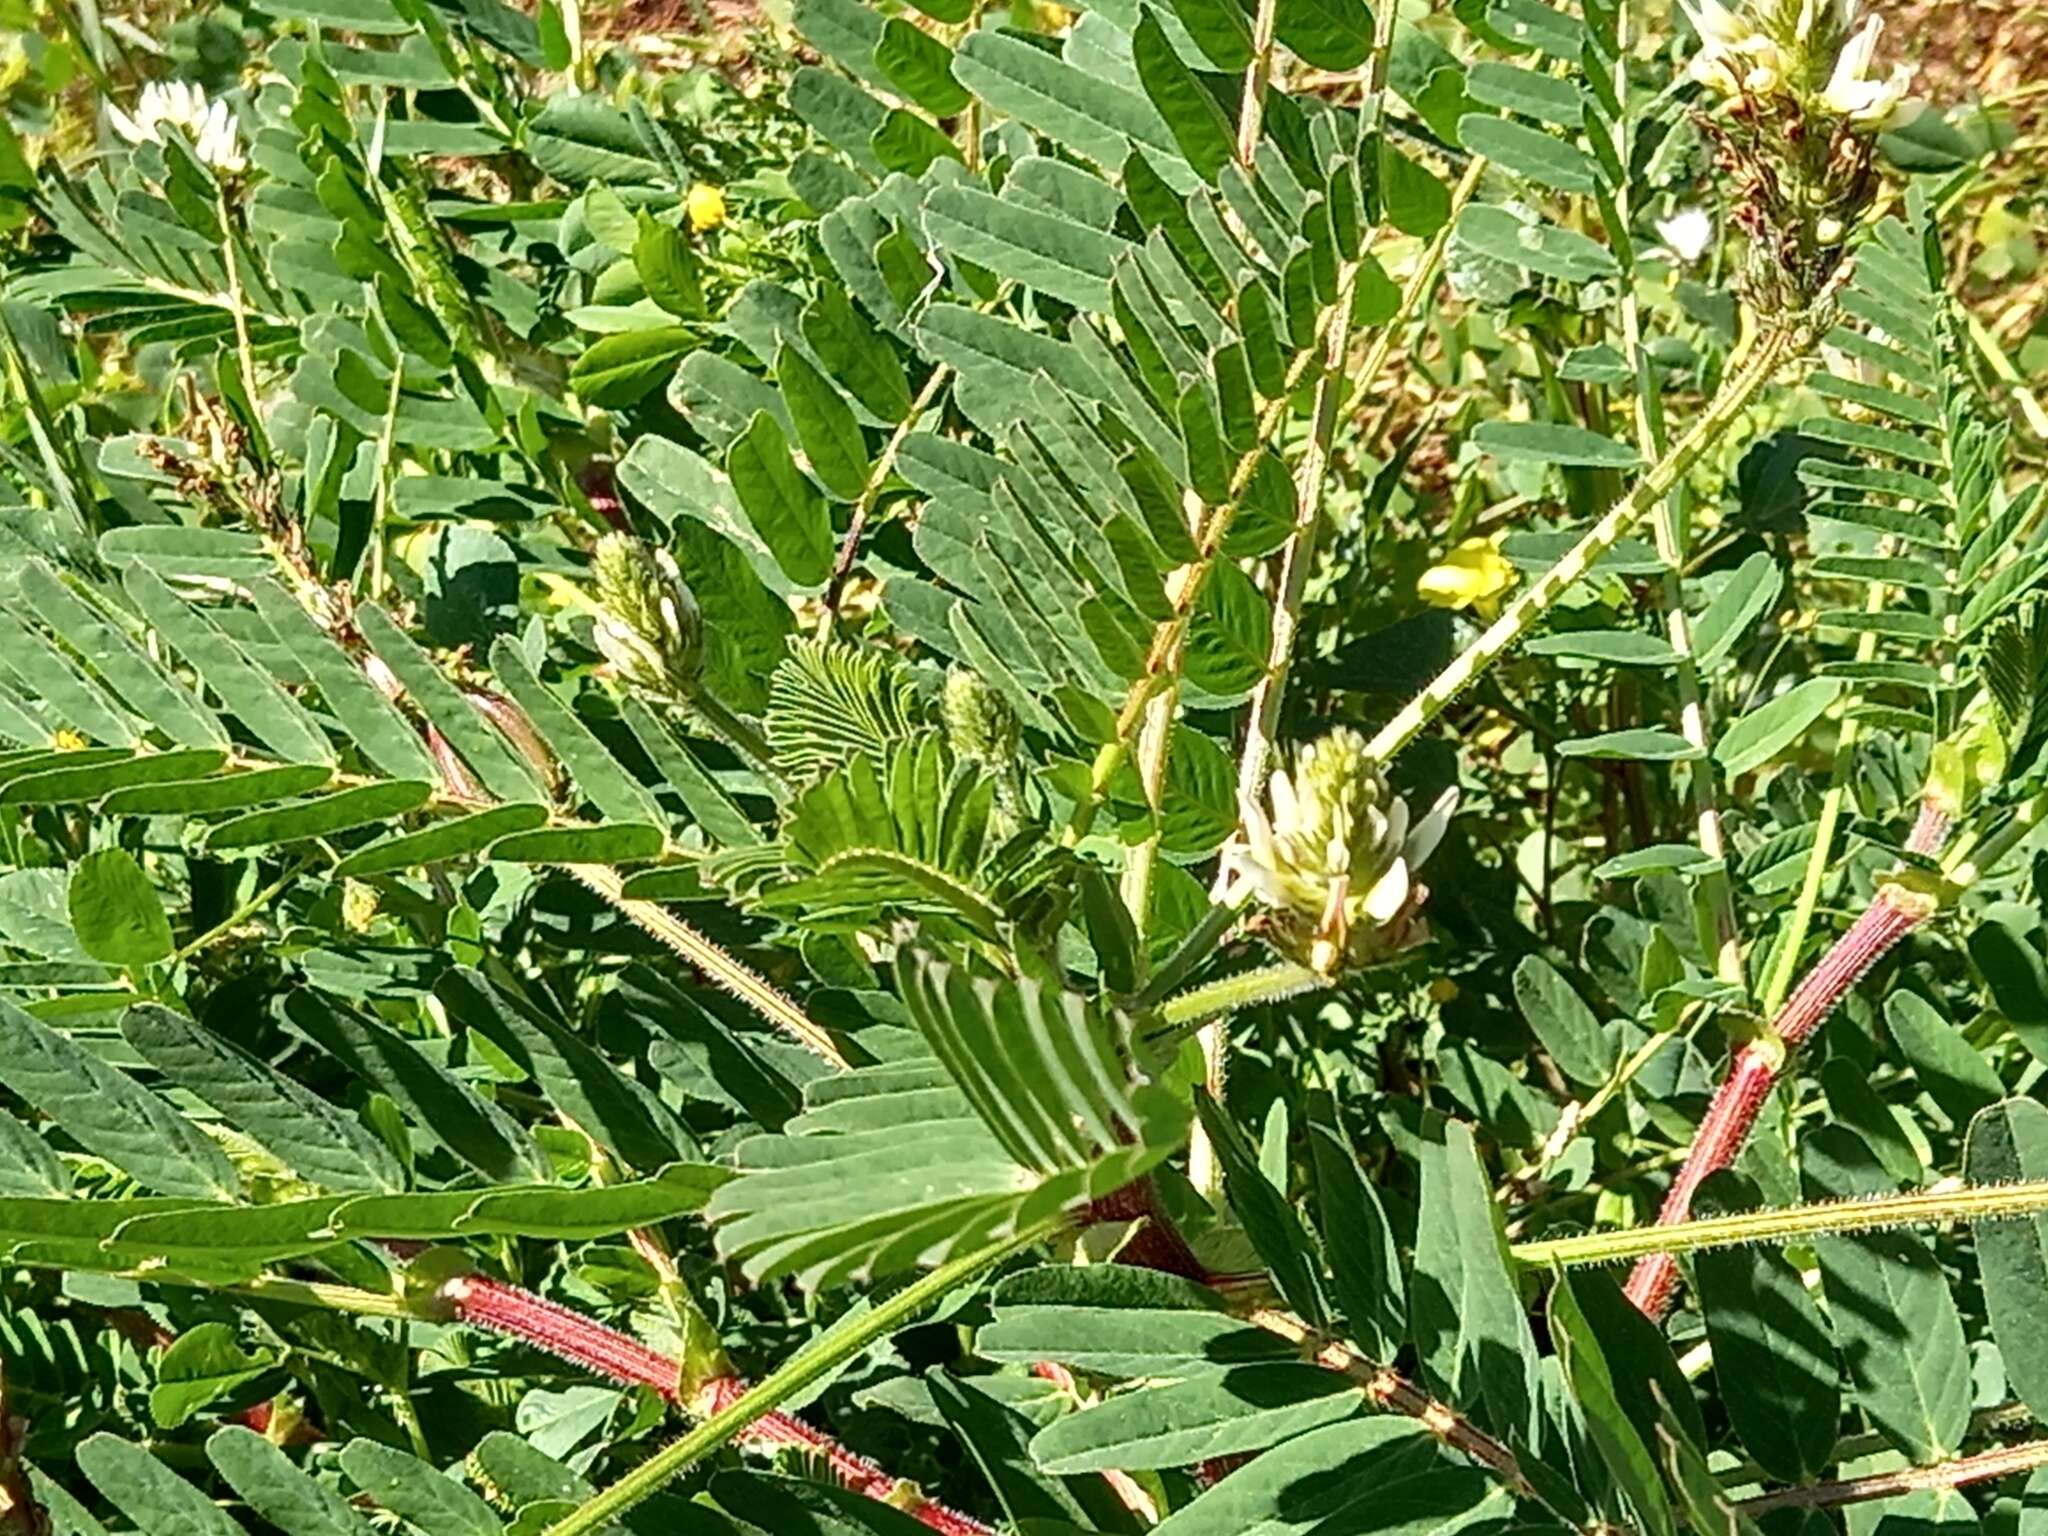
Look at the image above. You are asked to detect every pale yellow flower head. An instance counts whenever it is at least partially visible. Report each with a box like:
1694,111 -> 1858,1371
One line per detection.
591,533 -> 703,696
1231,728 -> 1457,976
1417,536 -> 1517,619
686,183 -> 726,233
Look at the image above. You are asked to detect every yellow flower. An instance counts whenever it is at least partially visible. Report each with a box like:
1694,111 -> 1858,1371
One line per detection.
1417,536 -> 1517,618
52,728 -> 89,752
686,183 -> 726,233
1427,977 -> 1460,1005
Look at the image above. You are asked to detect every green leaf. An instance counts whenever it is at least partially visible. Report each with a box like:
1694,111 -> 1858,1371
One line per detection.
1884,991 -> 2005,1127
1557,729 -> 1703,762
1147,1419 -> 1494,1536
1275,0 -> 1374,69
1031,1364 -> 1361,1473
151,1323 -> 279,1429
68,847 -> 173,967
78,1435 -> 246,1536
728,410 -> 836,586
924,184 -> 1123,313
778,343 -> 872,501
1714,677 -> 1844,777
342,1441 -> 505,1535
485,639 -> 663,828
1965,1098 -> 2048,1421
952,30 -> 1188,184
207,1426 -> 378,1536
571,327 -> 696,407
1306,1093 -> 1405,1363
123,564 -> 335,766
1133,12 -> 1234,181
1693,553 -> 1784,671
437,967 -> 697,1174
204,780 -> 435,852
1969,910 -> 2048,1030
1471,420 -> 1640,468
1523,630 -> 1679,666
871,109 -> 963,176
0,995 -> 238,1199
333,803 -> 550,877
120,1004 -> 404,1194
929,1375 -> 1142,1534
1513,956 -> 1615,1089
876,18 -> 970,115
635,216 -> 705,318
1801,1125 -> 1971,1464
1693,1171 -> 1840,1482
1457,115 -> 1599,193
1196,1091 -> 1328,1326
1454,204 -> 1617,285
281,988 -> 549,1184
1550,1274 -> 1673,1536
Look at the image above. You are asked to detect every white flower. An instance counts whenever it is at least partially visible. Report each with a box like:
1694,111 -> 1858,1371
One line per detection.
1230,728 -> 1458,976
1679,0 -> 1752,46
108,80 -> 245,173
1655,206 -> 1716,264
1818,17 -> 1923,128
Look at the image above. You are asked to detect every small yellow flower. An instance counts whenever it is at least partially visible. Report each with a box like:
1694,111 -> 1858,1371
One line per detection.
52,728 -> 89,752
1417,536 -> 1517,618
686,183 -> 726,233
1427,977 -> 1460,1005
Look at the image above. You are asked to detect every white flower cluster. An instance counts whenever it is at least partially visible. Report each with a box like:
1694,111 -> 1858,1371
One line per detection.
108,79 -> 246,174
1232,728 -> 1457,976
1681,0 -> 1923,130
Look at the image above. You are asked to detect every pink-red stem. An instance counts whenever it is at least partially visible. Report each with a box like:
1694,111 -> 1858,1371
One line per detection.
439,1273 -> 991,1534
1623,804 -> 1949,1319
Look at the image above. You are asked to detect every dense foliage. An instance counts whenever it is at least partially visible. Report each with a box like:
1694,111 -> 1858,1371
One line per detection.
3,0 -> 2048,1531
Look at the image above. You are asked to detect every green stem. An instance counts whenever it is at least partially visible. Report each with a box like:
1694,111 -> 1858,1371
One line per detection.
565,865 -> 847,1068
1235,154 -> 1485,808
543,1218 -> 1063,1536
1362,321 -> 1808,769
1159,961 -> 1322,1029
817,362 -> 954,639
1756,565 -> 1889,1013
1513,1177 -> 2048,1269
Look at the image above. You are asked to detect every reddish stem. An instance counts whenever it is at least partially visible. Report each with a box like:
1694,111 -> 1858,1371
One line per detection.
438,1273 -> 991,1534
1624,805 -> 1948,1319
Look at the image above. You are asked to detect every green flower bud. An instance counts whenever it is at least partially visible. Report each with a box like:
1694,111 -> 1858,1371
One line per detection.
941,666 -> 1018,768
592,533 -> 703,697
1231,727 -> 1457,976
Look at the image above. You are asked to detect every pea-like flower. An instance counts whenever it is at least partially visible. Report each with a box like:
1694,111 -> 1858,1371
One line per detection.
686,183 -> 726,232
591,533 -> 703,697
1817,17 -> 1922,128
1232,728 -> 1457,976
108,80 -> 246,174
1417,536 -> 1517,618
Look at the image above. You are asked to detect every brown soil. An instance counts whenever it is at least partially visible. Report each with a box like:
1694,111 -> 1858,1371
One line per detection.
1894,0 -> 2048,109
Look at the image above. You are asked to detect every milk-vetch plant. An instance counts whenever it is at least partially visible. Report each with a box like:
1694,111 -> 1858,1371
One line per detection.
3,0 -> 2048,1531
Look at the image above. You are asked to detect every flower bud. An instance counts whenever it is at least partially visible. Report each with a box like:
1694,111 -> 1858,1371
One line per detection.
1924,693 -> 2008,818
1230,728 -> 1458,976
686,183 -> 726,233
591,533 -> 703,697
941,666 -> 1018,768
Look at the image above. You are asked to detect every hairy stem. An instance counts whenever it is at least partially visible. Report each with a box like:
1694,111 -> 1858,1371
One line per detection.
1734,1437 -> 2048,1514
565,865 -> 847,1068
1363,321 -> 1808,768
1623,807 -> 1946,1317
1244,1306 -> 1534,1499
1515,1175 -> 2048,1269
545,1219 -> 1062,1536
818,362 -> 954,639
1157,961 -> 1323,1031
